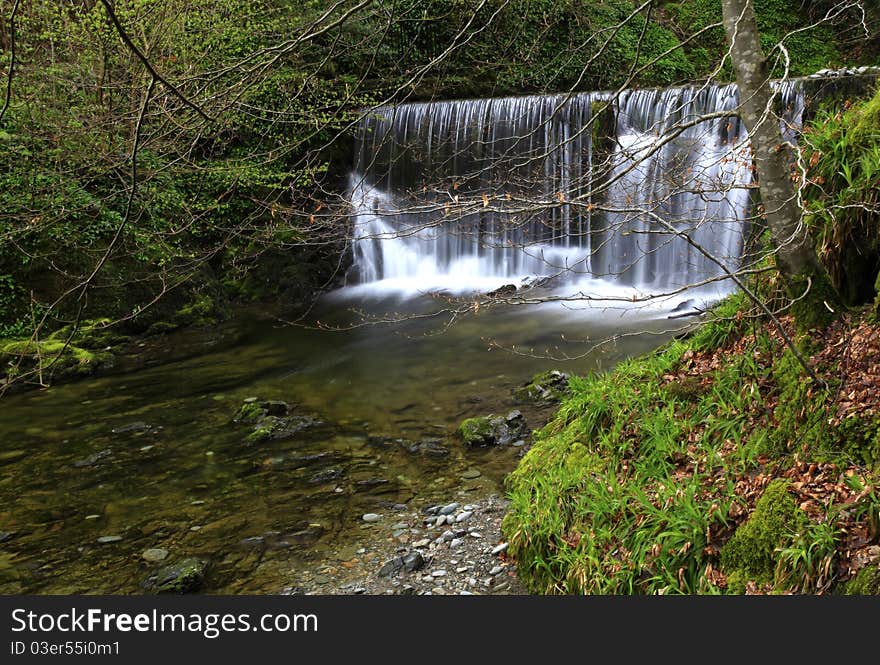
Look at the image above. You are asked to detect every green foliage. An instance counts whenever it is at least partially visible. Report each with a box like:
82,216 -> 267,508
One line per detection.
802,87 -> 880,306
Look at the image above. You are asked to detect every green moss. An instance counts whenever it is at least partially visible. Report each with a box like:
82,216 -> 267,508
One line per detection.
720,480 -> 808,591
153,558 -> 206,594
787,270 -> 841,332
457,416 -> 495,446
834,417 -> 880,471
145,321 -> 180,336
173,294 -> 218,327
840,566 -> 880,595
234,401 -> 266,425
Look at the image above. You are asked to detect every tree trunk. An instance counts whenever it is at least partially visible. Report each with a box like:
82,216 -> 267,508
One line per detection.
721,0 -> 840,329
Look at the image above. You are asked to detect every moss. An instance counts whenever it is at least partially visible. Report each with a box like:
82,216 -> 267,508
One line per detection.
768,348 -> 829,454
457,416 -> 495,446
234,401 -> 266,425
153,558 -> 206,594
145,321 -> 180,336
840,565 -> 880,595
720,479 -> 809,590
173,294 -> 218,327
786,269 -> 841,332
834,417 -> 880,471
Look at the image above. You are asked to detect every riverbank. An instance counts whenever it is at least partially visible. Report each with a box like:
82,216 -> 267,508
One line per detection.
502,294 -> 880,594
283,494 -> 526,595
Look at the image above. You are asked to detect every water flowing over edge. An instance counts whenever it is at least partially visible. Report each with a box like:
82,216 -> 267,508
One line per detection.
339,80 -> 805,314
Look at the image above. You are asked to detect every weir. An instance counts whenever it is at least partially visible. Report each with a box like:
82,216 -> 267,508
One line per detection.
347,81 -> 805,299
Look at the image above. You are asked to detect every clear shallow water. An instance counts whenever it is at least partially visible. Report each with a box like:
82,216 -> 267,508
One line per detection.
0,291 -> 692,593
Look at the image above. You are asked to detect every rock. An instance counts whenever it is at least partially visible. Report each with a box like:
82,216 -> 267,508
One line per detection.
491,543 -> 508,555
73,449 -> 112,467
263,400 -> 290,417
243,397 -> 258,403
149,558 -> 207,594
142,548 -> 169,563
412,539 -> 430,548
425,505 -> 441,515
456,511 -> 473,523
96,535 -> 122,544
431,570 -> 447,577
441,530 -> 455,542
403,551 -> 425,573
487,284 -> 517,298
457,413 -> 526,447
111,421 -> 151,434
439,503 -> 459,515
490,565 -> 504,575
378,557 -> 404,577
362,513 -> 381,523
513,370 -> 570,403
460,469 -> 482,479
449,538 -> 463,549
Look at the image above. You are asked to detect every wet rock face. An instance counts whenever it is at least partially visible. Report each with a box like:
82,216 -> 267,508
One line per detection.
457,410 -> 527,447
512,370 -> 570,404
145,557 -> 207,594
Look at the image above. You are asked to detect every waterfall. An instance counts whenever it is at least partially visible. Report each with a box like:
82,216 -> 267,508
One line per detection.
347,80 -> 804,300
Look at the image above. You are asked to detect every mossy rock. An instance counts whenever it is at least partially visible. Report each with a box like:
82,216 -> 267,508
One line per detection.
233,401 -> 267,425
457,416 -> 496,446
513,370 -> 571,403
457,411 -> 527,447
720,479 -> 809,592
149,557 -> 207,594
839,565 -> 880,595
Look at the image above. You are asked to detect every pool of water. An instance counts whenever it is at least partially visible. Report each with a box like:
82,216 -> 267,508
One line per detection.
0,290 -> 693,593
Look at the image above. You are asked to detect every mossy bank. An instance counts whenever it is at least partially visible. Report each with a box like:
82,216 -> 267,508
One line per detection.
502,294 -> 880,594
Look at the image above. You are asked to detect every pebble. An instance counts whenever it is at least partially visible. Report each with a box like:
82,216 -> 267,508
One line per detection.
96,535 -> 122,544
469,532 -> 483,539
142,548 -> 169,563
243,397 -> 258,403
490,565 -> 504,575
441,530 -> 455,542
491,543 -> 508,555
362,513 -> 381,523
461,469 -> 482,479
456,511 -> 472,523
412,539 -> 430,548
449,538 -> 463,549
431,570 -> 447,578
439,503 -> 460,515
84,514 -> 101,520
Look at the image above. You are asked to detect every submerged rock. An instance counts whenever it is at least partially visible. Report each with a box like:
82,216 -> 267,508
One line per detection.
111,421 -> 152,435
512,370 -> 570,403
147,557 -> 207,594
142,548 -> 169,563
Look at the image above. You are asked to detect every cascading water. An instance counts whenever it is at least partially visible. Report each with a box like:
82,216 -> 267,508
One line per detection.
347,80 -> 804,304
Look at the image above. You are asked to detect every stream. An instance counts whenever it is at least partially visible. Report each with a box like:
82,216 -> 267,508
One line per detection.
0,289 -> 692,593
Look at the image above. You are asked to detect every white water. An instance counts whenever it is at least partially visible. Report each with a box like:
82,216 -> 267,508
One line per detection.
345,80 -> 804,311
